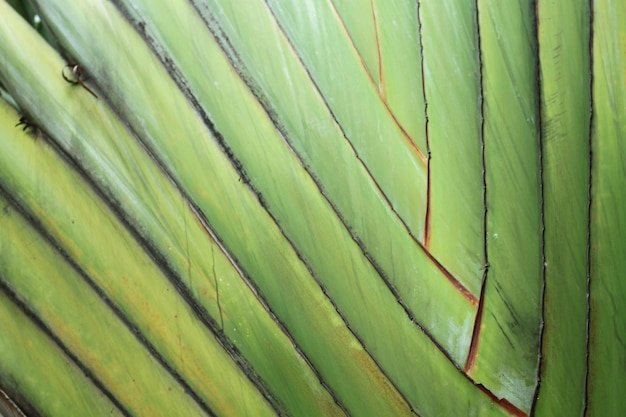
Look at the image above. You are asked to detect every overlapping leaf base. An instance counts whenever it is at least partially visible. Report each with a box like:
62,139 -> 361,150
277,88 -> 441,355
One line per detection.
0,0 -> 623,416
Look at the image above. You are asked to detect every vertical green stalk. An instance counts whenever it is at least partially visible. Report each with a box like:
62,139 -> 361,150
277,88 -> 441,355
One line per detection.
473,0 -> 543,412
533,0 -> 591,415
587,0 -> 626,414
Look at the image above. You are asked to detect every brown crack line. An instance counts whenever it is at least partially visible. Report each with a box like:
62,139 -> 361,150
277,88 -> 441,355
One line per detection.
370,0 -> 385,97
477,384 -> 529,417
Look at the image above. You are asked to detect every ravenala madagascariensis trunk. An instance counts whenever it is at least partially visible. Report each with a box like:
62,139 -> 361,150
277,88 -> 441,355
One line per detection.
0,0 -> 624,416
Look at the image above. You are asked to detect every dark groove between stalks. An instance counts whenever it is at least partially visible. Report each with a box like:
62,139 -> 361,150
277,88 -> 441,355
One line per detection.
188,200 -> 351,417
583,0 -> 595,414
460,4 -> 529,416
413,0 -> 492,394
0,372 -> 44,417
529,0 -> 547,413
464,0 -> 489,374
415,0 -> 432,249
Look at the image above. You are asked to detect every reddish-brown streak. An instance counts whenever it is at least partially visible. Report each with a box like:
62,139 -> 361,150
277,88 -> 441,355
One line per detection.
327,0 -> 427,164
464,274 -> 486,372
424,249 -> 478,305
423,158 -> 431,247
477,384 -> 529,417
370,0 -> 385,97
383,97 -> 428,163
